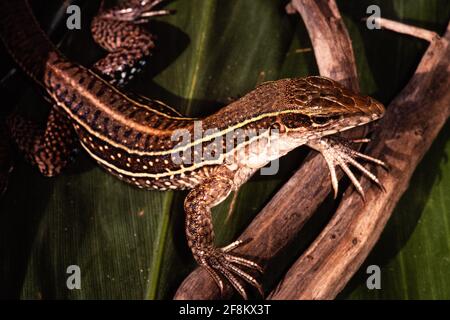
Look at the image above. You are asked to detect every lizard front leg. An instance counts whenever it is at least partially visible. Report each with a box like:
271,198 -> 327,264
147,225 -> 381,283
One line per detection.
307,136 -> 387,200
184,166 -> 264,299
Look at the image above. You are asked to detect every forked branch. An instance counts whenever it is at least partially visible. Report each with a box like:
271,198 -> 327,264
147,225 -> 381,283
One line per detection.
269,19 -> 450,299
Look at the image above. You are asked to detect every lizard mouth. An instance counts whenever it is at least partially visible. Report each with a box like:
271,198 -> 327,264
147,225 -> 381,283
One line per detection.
344,97 -> 385,129
312,112 -> 383,137
311,96 -> 385,135
318,115 -> 381,136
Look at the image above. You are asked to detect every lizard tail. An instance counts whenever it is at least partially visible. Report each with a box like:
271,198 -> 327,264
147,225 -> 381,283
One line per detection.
0,0 -> 63,86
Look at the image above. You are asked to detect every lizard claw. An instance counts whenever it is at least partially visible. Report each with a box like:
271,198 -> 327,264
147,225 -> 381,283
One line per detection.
199,243 -> 264,299
105,0 -> 174,23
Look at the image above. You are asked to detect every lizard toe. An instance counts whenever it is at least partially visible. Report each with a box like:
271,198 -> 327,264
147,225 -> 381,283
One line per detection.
200,247 -> 264,299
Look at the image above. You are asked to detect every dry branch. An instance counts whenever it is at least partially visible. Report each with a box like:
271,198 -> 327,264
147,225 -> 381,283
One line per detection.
368,17 -> 440,42
286,0 -> 358,90
174,0 -> 361,300
269,21 -> 450,299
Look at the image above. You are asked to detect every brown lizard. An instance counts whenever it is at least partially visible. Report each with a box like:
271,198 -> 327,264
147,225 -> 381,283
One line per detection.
0,0 -> 386,299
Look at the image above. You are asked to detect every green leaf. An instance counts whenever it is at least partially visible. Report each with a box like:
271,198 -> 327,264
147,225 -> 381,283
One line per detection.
0,0 -> 449,299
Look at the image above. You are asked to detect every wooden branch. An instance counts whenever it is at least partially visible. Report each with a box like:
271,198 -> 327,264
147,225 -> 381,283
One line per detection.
286,0 -> 358,90
366,17 -> 440,42
269,21 -> 450,299
174,0 -> 360,300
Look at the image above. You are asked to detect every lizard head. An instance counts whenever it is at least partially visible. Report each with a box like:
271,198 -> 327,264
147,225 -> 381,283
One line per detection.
274,76 -> 385,138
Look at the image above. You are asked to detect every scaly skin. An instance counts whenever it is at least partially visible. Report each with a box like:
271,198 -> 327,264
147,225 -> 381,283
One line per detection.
0,0 -> 386,299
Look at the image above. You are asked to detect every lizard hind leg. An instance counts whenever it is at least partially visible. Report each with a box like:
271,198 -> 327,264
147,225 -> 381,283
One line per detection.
184,167 -> 264,299
7,108 -> 78,177
91,1 -> 173,86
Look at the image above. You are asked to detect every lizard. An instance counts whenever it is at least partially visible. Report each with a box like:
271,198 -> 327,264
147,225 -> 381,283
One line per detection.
0,0 -> 387,299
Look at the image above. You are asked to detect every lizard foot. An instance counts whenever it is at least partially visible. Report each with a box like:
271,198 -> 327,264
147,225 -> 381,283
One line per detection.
307,136 -> 387,200
198,240 -> 264,300
109,0 -> 175,24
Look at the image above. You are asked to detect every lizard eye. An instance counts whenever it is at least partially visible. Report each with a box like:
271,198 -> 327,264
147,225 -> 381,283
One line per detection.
311,116 -> 330,125
311,115 -> 342,126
